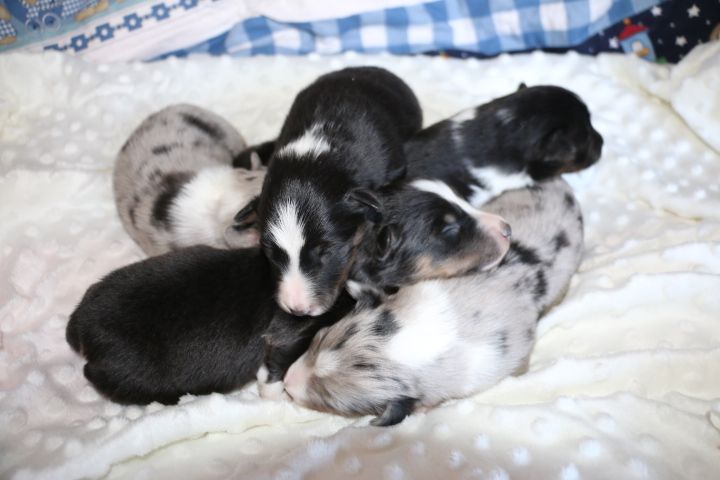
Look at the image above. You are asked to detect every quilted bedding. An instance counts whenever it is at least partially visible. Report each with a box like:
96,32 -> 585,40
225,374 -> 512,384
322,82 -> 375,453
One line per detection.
1,45 -> 719,479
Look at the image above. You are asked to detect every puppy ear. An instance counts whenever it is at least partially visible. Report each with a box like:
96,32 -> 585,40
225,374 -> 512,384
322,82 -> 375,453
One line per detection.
517,82 -> 528,90
342,188 -> 383,224
233,196 -> 259,226
375,224 -> 400,262
370,396 -> 418,427
224,224 -> 260,248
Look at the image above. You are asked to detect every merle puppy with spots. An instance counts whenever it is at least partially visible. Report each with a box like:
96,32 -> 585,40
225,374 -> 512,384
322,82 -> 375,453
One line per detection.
283,178 -> 584,426
65,245 -> 355,405
114,104 -> 265,256
256,66 -> 422,317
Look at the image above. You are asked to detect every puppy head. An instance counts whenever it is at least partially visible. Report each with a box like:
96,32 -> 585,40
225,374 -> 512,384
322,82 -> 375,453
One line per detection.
349,180 -> 511,305
492,85 -> 604,179
283,314 -> 418,426
259,178 -> 382,317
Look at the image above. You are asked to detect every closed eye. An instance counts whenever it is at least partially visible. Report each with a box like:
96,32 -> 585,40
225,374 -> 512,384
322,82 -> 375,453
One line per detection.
268,243 -> 289,269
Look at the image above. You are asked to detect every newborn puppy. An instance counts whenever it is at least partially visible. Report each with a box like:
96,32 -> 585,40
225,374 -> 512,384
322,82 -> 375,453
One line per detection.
346,180 -> 512,306
114,104 -> 265,256
257,66 -> 422,317
65,245 -> 354,405
404,84 -> 603,206
284,178 -> 584,426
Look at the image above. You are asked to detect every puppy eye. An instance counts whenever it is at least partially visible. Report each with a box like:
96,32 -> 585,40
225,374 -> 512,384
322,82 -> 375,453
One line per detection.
383,285 -> 400,295
268,243 -> 288,266
440,212 -> 461,237
309,244 -> 329,263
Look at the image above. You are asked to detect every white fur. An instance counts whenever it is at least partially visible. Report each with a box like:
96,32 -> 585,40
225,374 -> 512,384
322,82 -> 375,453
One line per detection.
385,282 -> 458,369
314,350 -> 341,377
268,201 -> 315,314
468,166 -> 534,207
277,124 -> 331,159
345,279 -> 365,299
450,108 -> 475,147
410,179 -> 479,215
169,165 -> 264,249
257,365 -> 290,400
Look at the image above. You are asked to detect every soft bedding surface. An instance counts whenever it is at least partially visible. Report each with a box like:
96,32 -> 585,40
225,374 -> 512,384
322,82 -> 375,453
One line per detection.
1,46 -> 719,480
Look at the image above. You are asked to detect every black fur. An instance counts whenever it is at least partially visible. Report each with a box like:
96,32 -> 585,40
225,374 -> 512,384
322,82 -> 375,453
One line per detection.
66,246 -> 354,405
403,85 -> 603,194
257,67 -> 422,316
372,310 -> 399,337
370,396 -> 418,427
233,140 -> 276,169
151,171 -> 194,229
182,113 -> 224,141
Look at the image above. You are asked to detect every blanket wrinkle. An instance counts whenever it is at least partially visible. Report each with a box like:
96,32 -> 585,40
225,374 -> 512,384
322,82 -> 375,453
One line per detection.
0,47 -> 718,480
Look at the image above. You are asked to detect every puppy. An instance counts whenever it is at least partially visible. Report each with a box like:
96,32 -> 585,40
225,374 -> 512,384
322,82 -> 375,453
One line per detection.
283,178 -> 584,426
244,85 -> 601,303
114,104 -> 265,256
403,84 -> 603,206
65,245 -> 355,405
256,66 -> 422,317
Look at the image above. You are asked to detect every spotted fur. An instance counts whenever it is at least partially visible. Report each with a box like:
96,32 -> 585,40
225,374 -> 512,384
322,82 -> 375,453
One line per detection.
114,104 -> 265,256
284,178 -> 584,426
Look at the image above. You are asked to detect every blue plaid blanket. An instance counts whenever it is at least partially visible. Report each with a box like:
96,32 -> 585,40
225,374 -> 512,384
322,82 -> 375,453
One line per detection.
160,0 -> 662,58
4,0 -> 708,64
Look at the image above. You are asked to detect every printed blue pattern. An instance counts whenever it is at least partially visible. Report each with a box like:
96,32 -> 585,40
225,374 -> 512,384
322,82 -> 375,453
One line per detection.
157,0 -> 663,59
40,0 -> 203,53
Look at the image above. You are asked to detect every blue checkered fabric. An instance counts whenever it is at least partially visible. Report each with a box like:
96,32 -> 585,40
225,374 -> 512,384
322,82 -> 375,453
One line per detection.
160,0 -> 663,59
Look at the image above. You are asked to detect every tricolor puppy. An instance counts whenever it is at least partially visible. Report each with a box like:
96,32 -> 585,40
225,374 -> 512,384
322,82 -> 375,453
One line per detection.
403,84 -> 603,207
256,66 -> 422,317
346,180 -> 512,306
284,178 -> 584,426
65,245 -> 354,405
114,104 -> 265,256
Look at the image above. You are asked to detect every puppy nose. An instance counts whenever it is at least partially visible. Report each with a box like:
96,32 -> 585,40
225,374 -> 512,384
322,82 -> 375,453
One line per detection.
499,221 -> 512,239
477,211 -> 512,240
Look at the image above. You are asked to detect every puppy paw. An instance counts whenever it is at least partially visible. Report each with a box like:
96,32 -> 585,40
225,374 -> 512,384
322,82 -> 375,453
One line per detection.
256,365 -> 290,401
259,380 -> 289,401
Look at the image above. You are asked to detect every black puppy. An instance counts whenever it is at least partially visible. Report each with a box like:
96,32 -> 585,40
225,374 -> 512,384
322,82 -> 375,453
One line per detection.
66,246 -> 354,405
254,66 -> 422,318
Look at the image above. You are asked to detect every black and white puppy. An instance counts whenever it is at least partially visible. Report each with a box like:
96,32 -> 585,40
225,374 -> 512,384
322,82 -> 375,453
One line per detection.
114,104 -> 264,256
283,178 -> 584,426
403,84 -> 603,206
65,246 -> 355,405
256,66 -> 422,317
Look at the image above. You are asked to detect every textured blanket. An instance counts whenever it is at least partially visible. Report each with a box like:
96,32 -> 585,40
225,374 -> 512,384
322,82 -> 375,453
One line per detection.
1,45 -> 719,480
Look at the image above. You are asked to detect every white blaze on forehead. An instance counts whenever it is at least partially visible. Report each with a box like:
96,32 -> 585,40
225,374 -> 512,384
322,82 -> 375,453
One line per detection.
268,201 -> 314,311
411,179 -> 479,216
467,166 -> 534,207
385,281 -> 458,369
277,123 -> 331,159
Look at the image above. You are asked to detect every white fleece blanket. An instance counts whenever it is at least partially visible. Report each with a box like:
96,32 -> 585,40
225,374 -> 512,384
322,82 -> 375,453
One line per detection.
1,46 -> 719,480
